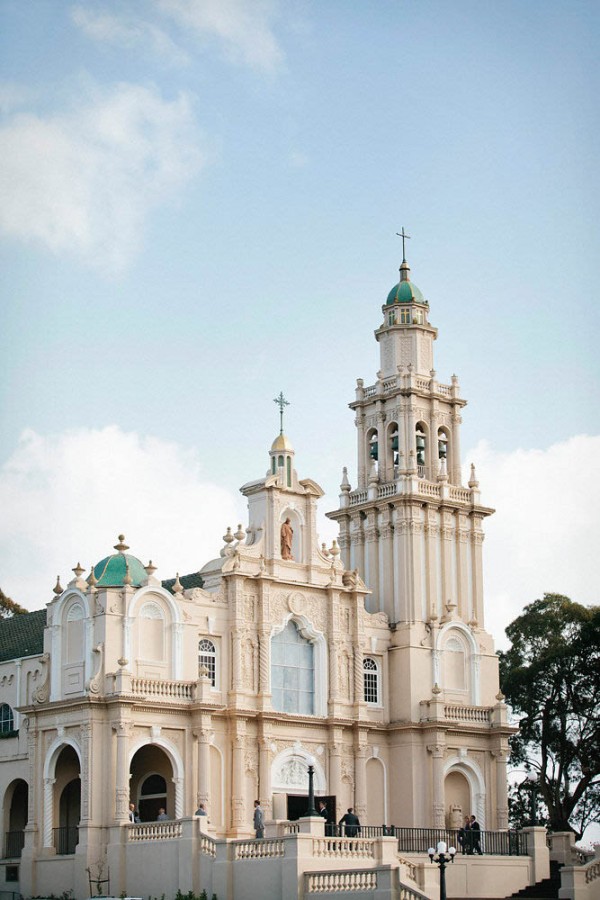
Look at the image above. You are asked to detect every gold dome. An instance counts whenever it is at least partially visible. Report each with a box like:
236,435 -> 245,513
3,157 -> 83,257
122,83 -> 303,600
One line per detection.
271,433 -> 294,452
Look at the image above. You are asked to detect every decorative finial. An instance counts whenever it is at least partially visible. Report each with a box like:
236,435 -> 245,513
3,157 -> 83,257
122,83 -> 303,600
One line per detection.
321,542 -> 330,557
145,560 -> 157,578
234,523 -> 245,542
87,565 -> 97,589
53,575 -> 63,595
273,391 -> 290,435
432,683 -> 442,695
395,226 -> 411,263
223,526 -> 234,544
468,463 -> 479,488
496,690 -> 506,702
329,539 -> 340,558
173,573 -> 183,594
340,466 -> 351,493
72,562 -> 85,578
114,534 -> 129,552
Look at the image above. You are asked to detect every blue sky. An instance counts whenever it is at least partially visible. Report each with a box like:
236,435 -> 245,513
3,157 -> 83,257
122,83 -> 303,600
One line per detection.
0,0 -> 598,646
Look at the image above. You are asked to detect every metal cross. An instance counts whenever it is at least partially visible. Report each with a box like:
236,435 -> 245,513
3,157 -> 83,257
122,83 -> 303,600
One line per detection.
273,391 -> 290,434
396,227 -> 411,261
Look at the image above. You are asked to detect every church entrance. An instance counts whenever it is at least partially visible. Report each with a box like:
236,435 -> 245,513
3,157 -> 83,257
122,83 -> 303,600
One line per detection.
287,794 -> 336,825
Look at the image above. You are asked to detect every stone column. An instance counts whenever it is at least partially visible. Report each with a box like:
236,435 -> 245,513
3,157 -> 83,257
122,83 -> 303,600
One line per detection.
492,749 -> 509,830
112,720 -> 131,824
231,630 -> 243,693
354,733 -> 368,822
43,777 -> 55,848
451,410 -> 462,485
80,722 -> 92,822
356,403 -> 366,489
195,722 -> 212,813
471,520 -> 485,626
231,720 -> 246,834
365,510 -> 379,603
427,742 -> 445,827
328,730 -> 343,808
258,734 -> 272,819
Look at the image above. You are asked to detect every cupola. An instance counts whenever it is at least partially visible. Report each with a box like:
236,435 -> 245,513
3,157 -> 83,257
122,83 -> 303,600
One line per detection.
92,535 -> 148,587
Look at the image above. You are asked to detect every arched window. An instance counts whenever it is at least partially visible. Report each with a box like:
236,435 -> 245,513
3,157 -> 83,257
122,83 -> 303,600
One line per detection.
198,639 -> 216,687
139,602 -> 165,662
416,423 -> 427,475
0,704 -> 14,734
390,425 -> 399,468
438,428 -> 449,461
286,456 -> 292,487
271,621 -> 314,715
400,308 -> 411,324
444,636 -> 467,692
368,430 -> 378,461
363,658 -> 380,705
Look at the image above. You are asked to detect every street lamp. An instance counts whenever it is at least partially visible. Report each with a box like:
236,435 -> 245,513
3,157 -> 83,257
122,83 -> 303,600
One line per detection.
428,841 -> 456,900
306,757 -> 318,817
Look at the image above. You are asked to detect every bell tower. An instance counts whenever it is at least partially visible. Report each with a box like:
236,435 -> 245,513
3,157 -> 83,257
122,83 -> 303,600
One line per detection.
327,240 -> 512,830
328,246 -> 492,629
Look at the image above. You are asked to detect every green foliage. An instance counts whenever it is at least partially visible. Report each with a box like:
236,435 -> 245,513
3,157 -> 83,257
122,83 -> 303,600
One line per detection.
499,593 -> 600,837
0,586 -> 28,617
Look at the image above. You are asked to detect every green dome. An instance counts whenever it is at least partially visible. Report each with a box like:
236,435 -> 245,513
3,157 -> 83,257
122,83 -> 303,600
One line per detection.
92,536 -> 147,587
386,279 -> 426,305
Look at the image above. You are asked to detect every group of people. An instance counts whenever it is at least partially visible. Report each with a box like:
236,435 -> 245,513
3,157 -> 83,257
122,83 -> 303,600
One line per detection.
127,802 -> 170,823
458,815 -> 483,855
253,799 -> 361,839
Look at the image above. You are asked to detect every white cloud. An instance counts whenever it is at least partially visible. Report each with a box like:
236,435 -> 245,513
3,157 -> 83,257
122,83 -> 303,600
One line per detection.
465,434 -> 600,648
71,5 -> 190,65
0,83 -> 204,270
0,427 -> 246,610
0,82 -> 35,114
157,0 -> 283,71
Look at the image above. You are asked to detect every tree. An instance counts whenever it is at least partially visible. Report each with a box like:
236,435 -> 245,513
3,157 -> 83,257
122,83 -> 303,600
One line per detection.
499,594 -> 600,838
0,587 -> 28,618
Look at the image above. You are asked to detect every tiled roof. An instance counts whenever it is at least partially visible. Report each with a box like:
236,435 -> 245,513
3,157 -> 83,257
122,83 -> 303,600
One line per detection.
0,609 -> 46,663
162,572 -> 204,594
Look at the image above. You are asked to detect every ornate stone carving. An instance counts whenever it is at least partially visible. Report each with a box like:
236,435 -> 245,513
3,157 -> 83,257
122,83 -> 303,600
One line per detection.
86,643 -> 104,695
32,653 -> 50,704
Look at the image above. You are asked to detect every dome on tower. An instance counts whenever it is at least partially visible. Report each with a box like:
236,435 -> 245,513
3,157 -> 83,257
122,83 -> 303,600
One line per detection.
271,433 -> 294,452
385,256 -> 428,306
92,535 -> 148,587
386,279 -> 426,305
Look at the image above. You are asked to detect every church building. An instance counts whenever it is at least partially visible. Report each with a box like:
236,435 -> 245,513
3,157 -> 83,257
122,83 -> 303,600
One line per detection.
0,249 -> 513,898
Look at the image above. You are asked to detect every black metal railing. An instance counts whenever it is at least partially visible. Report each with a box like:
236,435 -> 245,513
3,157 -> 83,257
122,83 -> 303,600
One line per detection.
53,825 -> 79,855
336,825 -> 528,856
392,827 -> 529,856
3,831 -> 24,859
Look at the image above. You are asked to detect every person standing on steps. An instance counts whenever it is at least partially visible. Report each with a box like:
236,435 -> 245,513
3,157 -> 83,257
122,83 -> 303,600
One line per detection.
253,799 -> 264,839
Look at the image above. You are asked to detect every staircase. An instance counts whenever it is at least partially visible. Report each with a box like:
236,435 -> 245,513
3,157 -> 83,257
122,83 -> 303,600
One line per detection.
506,861 -> 563,900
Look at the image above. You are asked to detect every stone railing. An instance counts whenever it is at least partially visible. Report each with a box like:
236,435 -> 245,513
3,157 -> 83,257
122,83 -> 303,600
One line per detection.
234,838 -> 285,859
312,838 -> 375,858
200,833 -> 217,858
444,704 -> 492,725
305,869 -> 377,893
130,677 -> 196,701
586,858 -> 600,884
128,821 -> 182,841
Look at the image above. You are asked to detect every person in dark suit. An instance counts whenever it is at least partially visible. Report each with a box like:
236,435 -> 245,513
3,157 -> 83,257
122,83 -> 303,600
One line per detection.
338,808 -> 361,837
470,815 -> 483,854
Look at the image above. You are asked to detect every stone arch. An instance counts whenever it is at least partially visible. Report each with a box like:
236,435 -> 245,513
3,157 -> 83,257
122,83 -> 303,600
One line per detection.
3,778 -> 28,858
443,755 -> 486,829
270,613 -> 327,716
208,744 -> 224,829
43,738 -> 82,849
49,588 -> 90,702
434,622 -> 480,705
366,756 -> 387,825
128,734 -> 185,819
385,420 -> 400,479
271,747 -> 326,795
127,587 -> 183,679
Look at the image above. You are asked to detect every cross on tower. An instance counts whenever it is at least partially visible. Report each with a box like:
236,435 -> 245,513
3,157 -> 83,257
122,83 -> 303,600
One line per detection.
273,391 -> 290,435
396,227 -> 411,261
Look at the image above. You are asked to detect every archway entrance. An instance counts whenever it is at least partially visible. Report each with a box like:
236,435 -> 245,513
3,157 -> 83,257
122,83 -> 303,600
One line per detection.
4,779 -> 28,858
130,745 -> 174,822
54,746 -> 80,855
444,769 -> 471,829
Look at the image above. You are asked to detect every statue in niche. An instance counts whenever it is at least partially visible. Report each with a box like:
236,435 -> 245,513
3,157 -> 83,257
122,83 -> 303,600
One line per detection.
281,518 -> 294,560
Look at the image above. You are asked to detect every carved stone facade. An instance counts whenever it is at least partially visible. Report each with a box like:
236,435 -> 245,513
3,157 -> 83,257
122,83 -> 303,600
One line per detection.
0,256 -> 513,898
